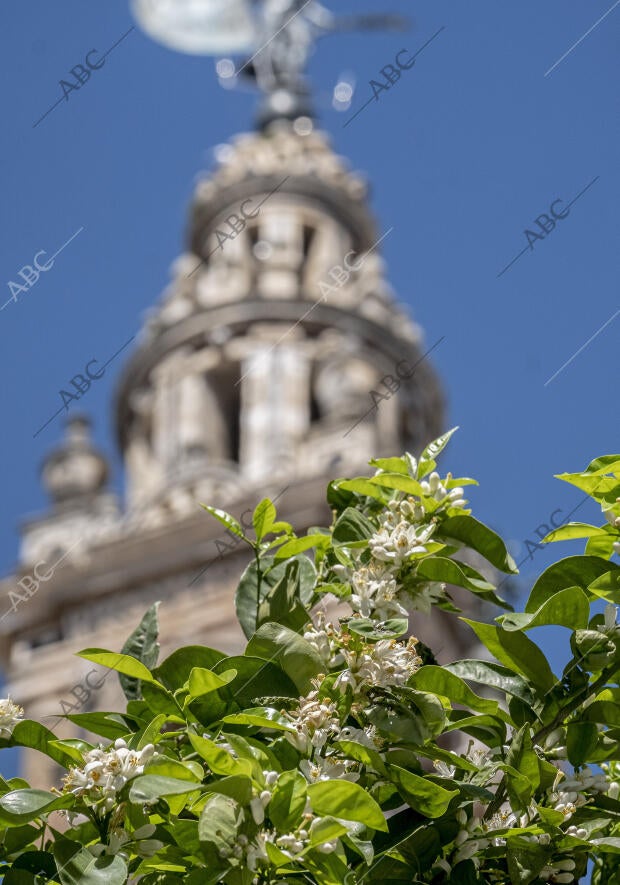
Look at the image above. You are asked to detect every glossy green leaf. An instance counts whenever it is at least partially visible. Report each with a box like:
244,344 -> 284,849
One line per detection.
410,666 -> 510,721
542,522 -> 609,543
445,660 -> 536,707
347,617 -> 408,641
438,515 -> 518,574
64,712 -> 129,741
307,780 -> 387,831
221,708 -> 295,732
387,765 -> 458,818
417,556 -> 512,609
0,790 -> 72,825
527,556 -> 620,612
9,721 -> 84,769
273,534 -> 328,561
252,498 -> 277,542
332,508 -> 376,547
53,840 -> 127,885
199,505 -> 246,541
417,427 -> 459,478
269,770 -> 308,831
335,478 -> 392,504
336,740 -> 387,775
567,722 -> 599,766
236,554 -> 316,639
367,473 -> 427,496
245,622 -> 323,694
498,586 -> 589,632
186,667 -> 237,703
153,646 -> 226,692
128,775 -> 203,804
76,650 -> 160,687
212,655 -> 298,710
188,734 -> 253,778
460,619 -> 556,692
257,560 -> 311,634
588,569 -> 620,601
119,602 -> 160,702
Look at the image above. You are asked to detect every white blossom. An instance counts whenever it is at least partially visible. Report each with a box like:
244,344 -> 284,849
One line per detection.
0,698 -> 24,739
63,738 -> 155,811
349,563 -> 407,620
285,691 -> 341,754
369,521 -> 434,566
299,756 -> 358,783
335,637 -> 421,692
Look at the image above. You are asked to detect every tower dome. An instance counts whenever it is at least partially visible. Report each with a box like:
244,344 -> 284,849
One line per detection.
115,119 -> 444,523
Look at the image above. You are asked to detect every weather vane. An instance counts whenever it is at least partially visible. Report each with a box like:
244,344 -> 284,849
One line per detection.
131,0 -> 408,126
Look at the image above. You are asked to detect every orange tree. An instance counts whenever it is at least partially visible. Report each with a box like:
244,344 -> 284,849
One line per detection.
1,431 -> 620,884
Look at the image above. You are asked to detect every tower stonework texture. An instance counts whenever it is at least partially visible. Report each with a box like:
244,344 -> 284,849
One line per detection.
0,119 -> 457,787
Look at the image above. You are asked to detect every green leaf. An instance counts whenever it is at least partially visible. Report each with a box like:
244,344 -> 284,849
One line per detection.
154,646 -> 226,692
64,712 -> 129,741
335,478 -> 392,504
9,721 -> 84,769
273,534 -> 327,561
526,556 -> 620,612
439,514 -> 518,573
332,508 -> 376,547
257,560 -> 311,635
387,765 -> 458,818
128,775 -> 203,804
0,790 -> 72,825
307,780 -> 387,831
369,456 -> 409,474
368,473 -> 427,496
221,708 -> 295,732
308,816 -> 349,847
498,586 -> 590,632
76,650 -> 161,687
505,725 -> 540,801
588,569 -> 620,602
236,554 -> 316,640
347,618 -> 409,641
542,522 -> 610,543
199,505 -> 246,541
445,660 -> 536,707
567,722 -> 599,766
245,623 -> 324,694
461,619 -> 556,692
198,794 -> 243,869
53,840 -> 128,885
417,556 -> 512,609
584,455 -> 620,475
410,666 -> 510,721
145,755 -> 203,783
417,427 -> 459,477
505,836 -> 548,885
118,602 -> 160,702
252,498 -> 277,542
269,770 -> 308,831
554,472 -> 617,498
187,734 -> 253,778
335,740 -> 387,775
185,668 -> 237,704
203,775 -> 253,806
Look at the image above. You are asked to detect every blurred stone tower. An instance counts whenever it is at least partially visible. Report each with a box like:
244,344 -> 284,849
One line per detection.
0,17 -> 452,785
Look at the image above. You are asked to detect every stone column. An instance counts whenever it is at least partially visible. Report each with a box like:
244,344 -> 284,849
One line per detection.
236,332 -> 310,481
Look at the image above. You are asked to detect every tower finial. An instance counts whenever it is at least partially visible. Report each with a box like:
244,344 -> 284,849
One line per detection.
131,1 -> 408,127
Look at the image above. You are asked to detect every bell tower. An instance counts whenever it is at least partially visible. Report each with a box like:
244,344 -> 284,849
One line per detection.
0,2 -> 455,787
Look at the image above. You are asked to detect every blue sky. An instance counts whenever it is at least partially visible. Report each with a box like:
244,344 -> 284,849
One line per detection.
0,0 -> 618,694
